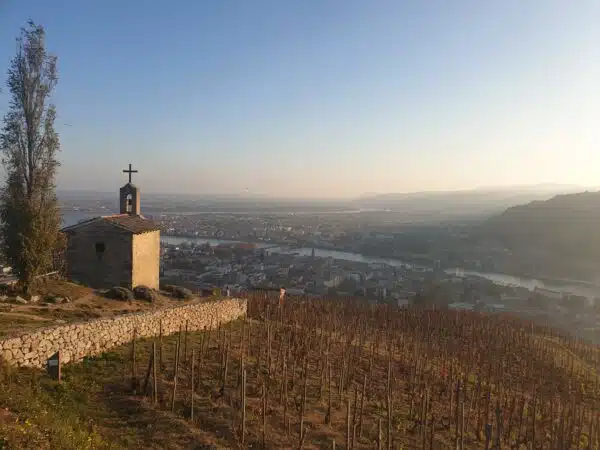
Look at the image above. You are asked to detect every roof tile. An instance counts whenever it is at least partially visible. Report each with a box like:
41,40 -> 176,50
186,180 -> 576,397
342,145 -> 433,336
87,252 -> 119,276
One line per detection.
104,214 -> 160,234
62,214 -> 160,234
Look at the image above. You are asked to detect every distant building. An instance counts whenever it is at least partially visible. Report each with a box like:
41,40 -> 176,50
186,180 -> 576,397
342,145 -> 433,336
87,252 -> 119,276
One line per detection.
61,164 -> 160,290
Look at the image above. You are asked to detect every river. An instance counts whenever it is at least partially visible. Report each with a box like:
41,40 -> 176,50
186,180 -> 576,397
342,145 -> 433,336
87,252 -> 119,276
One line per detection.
62,211 -> 600,299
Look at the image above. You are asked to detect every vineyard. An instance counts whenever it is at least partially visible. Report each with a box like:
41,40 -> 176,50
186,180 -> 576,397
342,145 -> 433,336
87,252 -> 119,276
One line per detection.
240,294 -> 600,449
1,293 -> 599,449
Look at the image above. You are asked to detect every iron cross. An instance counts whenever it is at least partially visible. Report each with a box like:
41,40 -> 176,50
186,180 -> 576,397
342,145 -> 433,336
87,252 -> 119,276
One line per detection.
123,163 -> 138,183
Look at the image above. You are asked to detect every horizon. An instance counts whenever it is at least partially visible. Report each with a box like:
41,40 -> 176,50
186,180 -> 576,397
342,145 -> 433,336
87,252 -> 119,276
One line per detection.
56,182 -> 596,203
1,1 -> 600,197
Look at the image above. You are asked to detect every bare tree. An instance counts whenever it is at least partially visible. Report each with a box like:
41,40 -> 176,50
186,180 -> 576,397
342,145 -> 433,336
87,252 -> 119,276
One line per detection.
0,21 -> 63,294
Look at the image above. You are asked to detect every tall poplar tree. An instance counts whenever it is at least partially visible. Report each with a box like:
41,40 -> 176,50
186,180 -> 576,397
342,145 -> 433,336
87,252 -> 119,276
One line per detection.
0,21 -> 62,294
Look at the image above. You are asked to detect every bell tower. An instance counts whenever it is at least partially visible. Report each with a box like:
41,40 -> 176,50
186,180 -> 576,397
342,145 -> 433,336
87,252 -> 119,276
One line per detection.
120,163 -> 140,215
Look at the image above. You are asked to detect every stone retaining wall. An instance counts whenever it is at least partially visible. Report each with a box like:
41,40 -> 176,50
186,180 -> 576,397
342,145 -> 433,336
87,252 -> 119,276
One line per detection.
0,298 -> 246,368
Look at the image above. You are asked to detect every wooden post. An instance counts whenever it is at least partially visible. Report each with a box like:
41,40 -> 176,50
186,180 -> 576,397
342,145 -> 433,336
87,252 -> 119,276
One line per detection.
460,400 -> 465,450
159,320 -> 164,369
358,374 -> 366,437
142,346 -> 154,396
241,369 -> 247,444
326,362 -> 332,424
173,325 -> 182,379
484,423 -> 492,450
262,382 -> 267,449
190,349 -> 195,421
430,414 -> 435,449
300,358 -> 308,444
267,322 -> 272,375
184,320 -> 189,364
346,398 -> 351,450
152,342 -> 158,405
588,410 -> 595,450
378,417 -> 383,450
495,402 -> 501,450
352,384 -> 358,450
455,380 -> 461,450
284,358 -> 289,427
171,339 -> 180,412
387,357 -> 392,450
421,390 -> 428,450
531,396 -> 536,450
239,346 -> 245,391
222,343 -> 229,396
132,328 -> 138,394
299,426 -> 308,449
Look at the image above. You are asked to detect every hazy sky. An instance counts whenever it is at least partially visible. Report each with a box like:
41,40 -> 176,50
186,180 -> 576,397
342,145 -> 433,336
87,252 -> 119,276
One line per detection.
0,1 -> 599,198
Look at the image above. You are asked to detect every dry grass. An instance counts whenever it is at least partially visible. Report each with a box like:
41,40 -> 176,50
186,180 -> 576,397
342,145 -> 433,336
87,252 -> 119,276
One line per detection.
0,280 -> 203,338
33,279 -> 90,299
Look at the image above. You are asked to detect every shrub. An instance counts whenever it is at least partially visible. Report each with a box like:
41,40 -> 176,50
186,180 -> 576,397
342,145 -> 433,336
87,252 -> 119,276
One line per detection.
161,284 -> 193,300
133,285 -> 156,303
106,286 -> 134,301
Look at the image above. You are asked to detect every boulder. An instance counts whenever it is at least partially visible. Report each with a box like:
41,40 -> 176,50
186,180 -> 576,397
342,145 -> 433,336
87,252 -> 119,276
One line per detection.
161,284 -> 194,300
133,285 -> 157,303
15,296 -> 27,305
106,287 -> 134,301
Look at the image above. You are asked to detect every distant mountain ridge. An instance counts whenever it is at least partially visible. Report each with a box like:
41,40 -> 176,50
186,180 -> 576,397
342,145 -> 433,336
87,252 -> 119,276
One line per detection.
351,185 -> 586,218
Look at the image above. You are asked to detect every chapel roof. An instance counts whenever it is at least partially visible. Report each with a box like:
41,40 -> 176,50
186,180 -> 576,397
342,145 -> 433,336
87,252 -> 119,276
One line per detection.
61,214 -> 160,235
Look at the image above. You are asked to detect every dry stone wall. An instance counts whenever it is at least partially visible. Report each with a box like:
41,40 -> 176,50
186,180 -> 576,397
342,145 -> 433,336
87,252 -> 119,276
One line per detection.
0,298 -> 246,368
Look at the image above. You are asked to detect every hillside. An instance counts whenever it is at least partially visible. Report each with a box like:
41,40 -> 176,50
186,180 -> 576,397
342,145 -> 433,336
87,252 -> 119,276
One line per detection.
1,293 -> 598,449
474,191 -> 600,280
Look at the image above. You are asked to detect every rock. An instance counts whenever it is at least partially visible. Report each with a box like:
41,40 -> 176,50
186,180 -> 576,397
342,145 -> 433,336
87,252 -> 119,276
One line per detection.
15,296 -> 27,304
64,296 -> 72,303
2,349 -> 13,362
106,287 -> 134,301
162,284 -> 194,300
6,338 -> 22,349
29,295 -> 40,303
133,286 -> 157,303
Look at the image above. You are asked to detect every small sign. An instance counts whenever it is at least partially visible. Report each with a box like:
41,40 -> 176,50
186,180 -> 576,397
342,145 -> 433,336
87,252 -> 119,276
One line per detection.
47,351 -> 61,382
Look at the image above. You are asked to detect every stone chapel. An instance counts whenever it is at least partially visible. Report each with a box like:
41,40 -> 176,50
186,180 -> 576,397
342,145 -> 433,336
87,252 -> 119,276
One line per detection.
61,164 -> 160,290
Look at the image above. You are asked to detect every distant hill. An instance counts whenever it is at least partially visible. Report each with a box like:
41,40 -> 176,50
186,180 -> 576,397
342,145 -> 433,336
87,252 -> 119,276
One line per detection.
474,190 -> 600,280
352,184 -> 586,219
